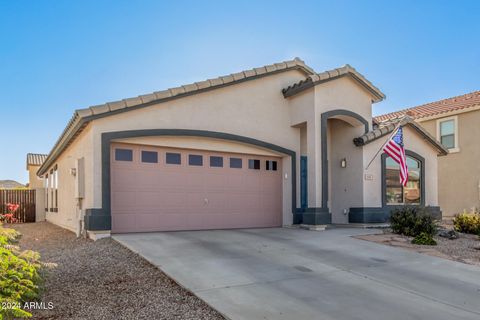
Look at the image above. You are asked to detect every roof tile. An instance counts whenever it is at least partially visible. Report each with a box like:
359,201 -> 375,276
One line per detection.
107,100 -> 126,111
221,75 -> 234,84
232,72 -> 246,81
195,80 -> 211,90
90,104 -> 110,115
169,87 -> 186,96
182,84 -> 198,93
139,93 -> 157,103
253,67 -> 267,75
154,90 -> 172,100
124,97 -> 143,107
375,90 -> 480,122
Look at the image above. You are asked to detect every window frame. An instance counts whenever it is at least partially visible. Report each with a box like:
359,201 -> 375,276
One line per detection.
141,150 -> 158,163
248,159 -> 261,170
165,152 -> 182,165
436,115 -> 459,153
229,157 -> 242,169
381,150 -> 425,207
209,156 -> 223,168
115,148 -> 134,162
188,154 -> 203,166
266,160 -> 278,171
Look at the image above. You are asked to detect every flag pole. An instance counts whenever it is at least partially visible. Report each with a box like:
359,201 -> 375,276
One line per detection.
364,119 -> 404,170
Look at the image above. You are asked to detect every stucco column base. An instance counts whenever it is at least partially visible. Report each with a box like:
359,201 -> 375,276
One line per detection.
84,209 -> 111,231
349,207 -> 386,223
301,208 -> 331,225
87,230 -> 111,241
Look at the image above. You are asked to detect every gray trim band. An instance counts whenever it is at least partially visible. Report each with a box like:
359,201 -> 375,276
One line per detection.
349,206 -> 442,223
84,129 -> 297,231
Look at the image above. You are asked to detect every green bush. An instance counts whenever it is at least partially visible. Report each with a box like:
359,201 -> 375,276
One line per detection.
453,212 -> 480,235
0,224 -> 42,319
390,206 -> 437,238
412,232 -> 437,245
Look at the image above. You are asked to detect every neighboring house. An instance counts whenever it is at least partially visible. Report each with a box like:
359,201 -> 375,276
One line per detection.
37,58 -> 447,238
26,153 -> 48,189
0,180 -> 25,189
376,90 -> 480,218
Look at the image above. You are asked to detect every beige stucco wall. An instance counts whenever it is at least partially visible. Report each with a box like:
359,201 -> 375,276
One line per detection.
419,110 -> 480,217
363,125 -> 439,208
43,124 -> 94,232
90,70 -> 309,226
28,166 -> 44,189
328,119 -> 365,223
288,76 -> 374,209
41,66 -> 443,231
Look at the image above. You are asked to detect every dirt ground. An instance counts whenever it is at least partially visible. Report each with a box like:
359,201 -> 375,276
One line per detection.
355,230 -> 480,266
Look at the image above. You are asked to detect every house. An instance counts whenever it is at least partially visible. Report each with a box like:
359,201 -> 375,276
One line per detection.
0,180 -> 25,189
26,153 -> 48,189
376,90 -> 480,218
37,58 -> 447,239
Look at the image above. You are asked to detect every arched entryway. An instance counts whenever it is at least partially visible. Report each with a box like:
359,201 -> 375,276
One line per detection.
321,110 -> 369,224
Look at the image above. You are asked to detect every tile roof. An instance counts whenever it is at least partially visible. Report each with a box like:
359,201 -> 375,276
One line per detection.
26,153 -> 48,169
282,64 -> 386,103
38,58 -> 315,176
0,180 -> 25,189
354,116 -> 448,156
375,90 -> 480,123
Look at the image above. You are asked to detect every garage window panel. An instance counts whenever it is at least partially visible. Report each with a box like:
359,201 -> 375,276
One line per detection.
115,148 -> 133,161
141,151 -> 158,163
189,154 -> 203,166
266,160 -> 277,171
248,159 -> 260,170
166,152 -> 181,165
210,156 -> 223,167
230,158 -> 242,169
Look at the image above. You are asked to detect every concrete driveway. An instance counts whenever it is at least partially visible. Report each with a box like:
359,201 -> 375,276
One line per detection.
114,228 -> 480,320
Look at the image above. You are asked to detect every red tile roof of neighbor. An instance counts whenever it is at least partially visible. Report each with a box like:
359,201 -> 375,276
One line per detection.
375,90 -> 480,123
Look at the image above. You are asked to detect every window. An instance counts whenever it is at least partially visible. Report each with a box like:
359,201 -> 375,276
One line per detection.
230,158 -> 242,169
210,156 -> 223,167
141,151 -> 158,163
437,116 -> 458,151
166,152 -> 181,164
50,169 -> 54,212
115,148 -> 133,161
188,154 -> 203,166
266,160 -> 277,171
45,173 -> 49,211
384,155 -> 422,205
54,165 -> 58,211
248,159 -> 260,170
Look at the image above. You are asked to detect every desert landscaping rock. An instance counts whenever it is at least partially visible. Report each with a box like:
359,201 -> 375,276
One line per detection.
437,229 -> 459,240
9,222 -> 224,320
356,229 -> 480,266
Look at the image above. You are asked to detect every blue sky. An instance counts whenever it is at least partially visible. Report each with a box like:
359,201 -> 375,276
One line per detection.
1,0 -> 479,183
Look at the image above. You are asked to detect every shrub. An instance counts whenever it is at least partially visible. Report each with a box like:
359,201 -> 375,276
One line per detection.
0,224 -> 42,319
412,232 -> 437,245
453,211 -> 480,235
390,206 -> 437,238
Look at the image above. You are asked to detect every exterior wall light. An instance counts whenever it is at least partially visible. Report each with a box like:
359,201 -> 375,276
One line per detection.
70,168 -> 77,176
340,158 -> 347,168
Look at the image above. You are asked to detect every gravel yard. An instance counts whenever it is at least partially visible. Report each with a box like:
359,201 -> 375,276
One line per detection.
9,222 -> 224,320
355,229 -> 480,266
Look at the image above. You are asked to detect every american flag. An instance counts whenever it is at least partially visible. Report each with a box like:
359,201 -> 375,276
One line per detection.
383,127 -> 408,186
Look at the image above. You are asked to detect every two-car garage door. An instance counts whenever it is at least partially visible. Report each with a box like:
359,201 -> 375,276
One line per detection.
111,143 -> 283,233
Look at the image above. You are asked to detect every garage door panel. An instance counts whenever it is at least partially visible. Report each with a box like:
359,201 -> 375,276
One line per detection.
111,191 -> 136,211
111,143 -> 283,233
111,169 -> 139,191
